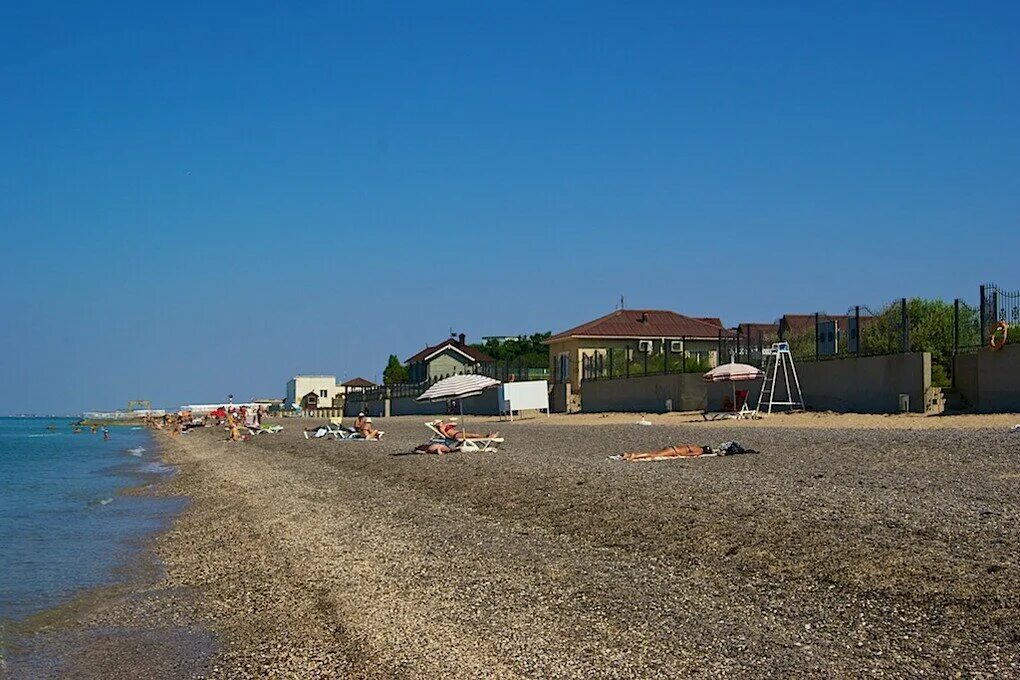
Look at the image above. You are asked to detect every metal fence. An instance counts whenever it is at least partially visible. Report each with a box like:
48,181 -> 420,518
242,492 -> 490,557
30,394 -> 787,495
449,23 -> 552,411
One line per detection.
356,360 -> 550,402
580,332 -> 760,382
578,285 -> 1016,390
981,283 -> 1020,343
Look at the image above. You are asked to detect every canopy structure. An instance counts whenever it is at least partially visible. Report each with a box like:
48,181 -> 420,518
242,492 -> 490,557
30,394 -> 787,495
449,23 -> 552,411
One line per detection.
417,374 -> 501,402
702,363 -> 765,383
416,374 -> 501,430
703,363 -> 764,417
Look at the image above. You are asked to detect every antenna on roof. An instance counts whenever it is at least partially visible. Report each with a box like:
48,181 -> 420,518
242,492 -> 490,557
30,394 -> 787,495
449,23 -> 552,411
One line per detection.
619,295 -> 625,310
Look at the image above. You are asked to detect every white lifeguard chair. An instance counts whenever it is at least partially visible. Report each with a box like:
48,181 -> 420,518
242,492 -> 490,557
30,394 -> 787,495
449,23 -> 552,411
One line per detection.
755,342 -> 805,415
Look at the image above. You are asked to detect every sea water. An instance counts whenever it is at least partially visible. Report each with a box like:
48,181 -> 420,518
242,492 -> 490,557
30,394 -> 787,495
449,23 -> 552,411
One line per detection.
0,418 -> 184,627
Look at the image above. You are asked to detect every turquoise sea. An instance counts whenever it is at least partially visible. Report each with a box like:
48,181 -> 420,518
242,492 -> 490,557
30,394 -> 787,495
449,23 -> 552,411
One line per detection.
0,418 -> 183,636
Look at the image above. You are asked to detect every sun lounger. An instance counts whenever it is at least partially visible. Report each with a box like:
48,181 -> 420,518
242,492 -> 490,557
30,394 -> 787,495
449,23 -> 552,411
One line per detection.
424,420 -> 504,453
250,425 -> 284,435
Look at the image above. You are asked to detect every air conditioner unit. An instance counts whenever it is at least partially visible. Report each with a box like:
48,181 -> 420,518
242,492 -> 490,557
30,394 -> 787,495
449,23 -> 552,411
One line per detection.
638,340 -> 653,353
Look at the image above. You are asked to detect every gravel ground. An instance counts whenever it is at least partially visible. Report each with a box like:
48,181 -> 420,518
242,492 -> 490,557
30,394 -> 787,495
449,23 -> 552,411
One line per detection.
14,417 -> 1019,678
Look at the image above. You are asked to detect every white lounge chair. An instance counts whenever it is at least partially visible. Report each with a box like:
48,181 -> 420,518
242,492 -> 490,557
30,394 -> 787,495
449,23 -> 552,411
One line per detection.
424,419 -> 503,453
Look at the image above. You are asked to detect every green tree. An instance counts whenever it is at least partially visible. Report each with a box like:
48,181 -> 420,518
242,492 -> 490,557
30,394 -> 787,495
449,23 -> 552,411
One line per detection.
471,332 -> 552,368
382,354 -> 409,385
861,298 -> 980,387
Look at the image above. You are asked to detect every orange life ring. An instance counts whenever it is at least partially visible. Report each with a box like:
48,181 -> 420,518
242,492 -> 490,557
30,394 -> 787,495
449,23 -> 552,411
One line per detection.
989,321 -> 1008,350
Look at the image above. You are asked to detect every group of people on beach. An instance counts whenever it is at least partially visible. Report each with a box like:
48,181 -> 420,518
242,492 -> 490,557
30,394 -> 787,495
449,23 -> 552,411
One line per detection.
144,404 -> 271,442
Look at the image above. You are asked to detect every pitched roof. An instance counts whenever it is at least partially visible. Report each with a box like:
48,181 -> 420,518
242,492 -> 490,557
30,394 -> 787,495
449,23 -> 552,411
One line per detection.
341,377 -> 376,388
696,317 -> 725,329
546,309 -> 733,343
735,322 -> 781,337
779,314 -> 876,338
405,338 -> 494,365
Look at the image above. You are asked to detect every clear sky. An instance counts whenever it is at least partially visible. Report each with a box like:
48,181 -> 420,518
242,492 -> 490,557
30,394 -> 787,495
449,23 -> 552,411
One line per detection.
1,1 -> 1017,414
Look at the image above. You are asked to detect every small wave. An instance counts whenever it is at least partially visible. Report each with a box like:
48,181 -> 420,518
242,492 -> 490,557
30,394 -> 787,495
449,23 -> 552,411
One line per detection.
130,426 -> 142,430
127,447 -> 146,456
88,497 -> 114,508
28,433 -> 61,437
141,461 -> 172,474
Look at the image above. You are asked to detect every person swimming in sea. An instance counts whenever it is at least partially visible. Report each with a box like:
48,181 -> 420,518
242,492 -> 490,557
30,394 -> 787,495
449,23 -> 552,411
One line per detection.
102,427 -> 110,441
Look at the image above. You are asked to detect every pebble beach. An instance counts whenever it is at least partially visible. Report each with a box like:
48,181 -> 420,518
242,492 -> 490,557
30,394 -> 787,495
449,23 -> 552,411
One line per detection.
9,414 -> 1019,678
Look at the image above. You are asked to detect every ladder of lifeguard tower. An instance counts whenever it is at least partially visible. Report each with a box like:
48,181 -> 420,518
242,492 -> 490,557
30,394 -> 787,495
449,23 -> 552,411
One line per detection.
755,342 -> 805,415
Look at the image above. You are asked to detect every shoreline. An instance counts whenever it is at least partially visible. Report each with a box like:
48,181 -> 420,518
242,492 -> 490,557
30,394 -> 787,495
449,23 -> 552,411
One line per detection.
1,432 -> 212,679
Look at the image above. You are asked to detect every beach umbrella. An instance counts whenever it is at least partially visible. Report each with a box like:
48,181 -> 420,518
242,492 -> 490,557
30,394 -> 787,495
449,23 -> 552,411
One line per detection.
702,363 -> 765,383
703,363 -> 765,412
417,374 -> 501,429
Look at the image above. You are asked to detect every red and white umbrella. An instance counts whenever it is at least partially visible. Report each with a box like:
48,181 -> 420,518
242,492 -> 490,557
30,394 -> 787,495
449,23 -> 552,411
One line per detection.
703,363 -> 764,413
702,363 -> 765,383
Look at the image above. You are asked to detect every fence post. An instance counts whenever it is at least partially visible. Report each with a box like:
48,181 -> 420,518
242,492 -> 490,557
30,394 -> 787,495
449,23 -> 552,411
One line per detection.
814,312 -> 820,361
609,348 -> 614,379
643,348 -> 649,376
900,298 -> 909,353
979,284 -> 986,342
717,329 -> 722,366
664,341 -> 670,374
855,305 -> 861,357
953,298 -> 960,389
626,347 -> 630,379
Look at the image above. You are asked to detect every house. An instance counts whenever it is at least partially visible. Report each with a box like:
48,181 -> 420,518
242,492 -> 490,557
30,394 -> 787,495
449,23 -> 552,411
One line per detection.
544,309 -> 731,391
340,377 -> 375,394
285,375 -> 343,410
734,322 -> 781,344
406,334 -> 494,383
777,313 -> 876,354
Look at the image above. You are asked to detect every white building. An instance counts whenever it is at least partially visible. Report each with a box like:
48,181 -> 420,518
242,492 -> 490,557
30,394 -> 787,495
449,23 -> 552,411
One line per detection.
285,375 -> 343,410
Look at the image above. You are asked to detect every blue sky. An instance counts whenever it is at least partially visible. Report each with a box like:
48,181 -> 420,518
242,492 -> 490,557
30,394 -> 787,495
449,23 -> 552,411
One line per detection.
1,1 -> 1017,413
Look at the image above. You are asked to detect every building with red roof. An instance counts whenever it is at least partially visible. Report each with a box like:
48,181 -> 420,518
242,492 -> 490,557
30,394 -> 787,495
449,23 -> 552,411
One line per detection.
544,309 -> 732,390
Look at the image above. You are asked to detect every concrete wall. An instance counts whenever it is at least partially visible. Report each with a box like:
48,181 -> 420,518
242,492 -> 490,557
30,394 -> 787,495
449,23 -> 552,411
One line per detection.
550,382 -> 570,413
582,373 -> 708,413
581,352 -> 932,414
954,343 -> 1020,412
739,353 -> 929,414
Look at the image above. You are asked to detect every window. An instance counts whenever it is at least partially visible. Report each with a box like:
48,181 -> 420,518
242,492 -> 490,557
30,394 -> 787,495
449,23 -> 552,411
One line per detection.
319,389 -> 328,398
670,340 -> 683,352
638,340 -> 653,353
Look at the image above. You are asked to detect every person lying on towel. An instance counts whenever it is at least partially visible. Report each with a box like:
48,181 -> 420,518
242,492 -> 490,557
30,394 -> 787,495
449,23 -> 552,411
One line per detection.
615,441 -> 757,461
619,444 -> 708,461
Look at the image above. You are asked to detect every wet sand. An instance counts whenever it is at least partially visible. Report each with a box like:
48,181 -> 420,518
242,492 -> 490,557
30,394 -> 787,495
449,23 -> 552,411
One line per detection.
8,415 -> 1019,677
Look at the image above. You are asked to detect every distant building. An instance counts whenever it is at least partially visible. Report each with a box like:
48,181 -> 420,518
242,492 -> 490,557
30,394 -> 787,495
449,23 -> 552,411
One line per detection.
340,377 -> 375,393
406,334 -> 494,383
285,375 -> 343,410
545,309 -> 730,391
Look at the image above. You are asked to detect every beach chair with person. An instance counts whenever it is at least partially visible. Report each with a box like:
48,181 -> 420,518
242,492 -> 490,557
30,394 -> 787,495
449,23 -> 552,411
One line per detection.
425,418 -> 503,453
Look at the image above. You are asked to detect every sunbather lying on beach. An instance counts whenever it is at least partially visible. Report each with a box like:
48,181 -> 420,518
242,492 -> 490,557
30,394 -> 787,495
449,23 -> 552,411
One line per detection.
617,444 -> 707,462
434,419 -> 499,441
612,441 -> 757,462
414,441 -> 456,454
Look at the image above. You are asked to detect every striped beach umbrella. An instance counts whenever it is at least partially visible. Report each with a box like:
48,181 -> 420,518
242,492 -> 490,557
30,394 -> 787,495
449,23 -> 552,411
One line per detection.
417,374 -> 501,430
702,363 -> 765,383
417,374 -> 501,402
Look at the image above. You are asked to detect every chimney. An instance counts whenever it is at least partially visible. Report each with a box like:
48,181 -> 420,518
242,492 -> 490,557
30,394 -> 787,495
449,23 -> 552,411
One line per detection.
640,312 -> 648,323
458,333 -> 466,347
